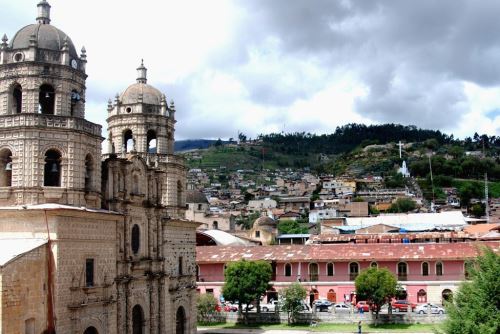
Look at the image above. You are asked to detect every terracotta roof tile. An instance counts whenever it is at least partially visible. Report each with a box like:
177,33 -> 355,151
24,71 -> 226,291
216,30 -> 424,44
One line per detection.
196,241 -> 499,263
464,223 -> 500,235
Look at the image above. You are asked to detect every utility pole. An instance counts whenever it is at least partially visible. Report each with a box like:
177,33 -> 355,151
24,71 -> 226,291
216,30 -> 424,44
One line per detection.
428,154 -> 435,209
485,173 -> 489,222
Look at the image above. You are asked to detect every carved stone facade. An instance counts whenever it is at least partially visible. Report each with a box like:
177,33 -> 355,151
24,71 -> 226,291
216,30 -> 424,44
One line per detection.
0,2 -> 197,334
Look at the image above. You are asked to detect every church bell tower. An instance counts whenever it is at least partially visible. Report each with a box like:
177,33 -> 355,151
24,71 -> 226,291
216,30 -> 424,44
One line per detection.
0,0 -> 102,208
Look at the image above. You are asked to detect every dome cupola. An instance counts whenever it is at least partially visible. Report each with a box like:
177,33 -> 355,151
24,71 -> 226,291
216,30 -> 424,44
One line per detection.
2,0 -> 83,70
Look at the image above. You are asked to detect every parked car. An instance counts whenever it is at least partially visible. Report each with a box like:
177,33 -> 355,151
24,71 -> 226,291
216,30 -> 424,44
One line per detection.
415,303 -> 445,314
313,300 -> 333,312
356,301 -> 371,312
224,303 -> 238,312
391,300 -> 417,312
261,300 -> 279,312
332,303 -> 352,313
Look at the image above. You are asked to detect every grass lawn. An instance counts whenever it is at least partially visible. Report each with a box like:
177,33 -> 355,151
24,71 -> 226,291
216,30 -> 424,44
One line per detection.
198,322 -> 441,333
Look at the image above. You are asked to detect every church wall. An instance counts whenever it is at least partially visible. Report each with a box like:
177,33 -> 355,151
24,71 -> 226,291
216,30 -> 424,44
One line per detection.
163,220 -> 198,334
50,210 -> 120,334
0,245 -> 47,334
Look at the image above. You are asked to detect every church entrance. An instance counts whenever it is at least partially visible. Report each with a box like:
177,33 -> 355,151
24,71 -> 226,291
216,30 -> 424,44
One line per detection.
132,305 -> 144,334
176,306 -> 186,334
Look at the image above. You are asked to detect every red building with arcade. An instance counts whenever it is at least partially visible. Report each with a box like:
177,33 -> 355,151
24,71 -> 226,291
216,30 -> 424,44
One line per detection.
196,241 -> 499,305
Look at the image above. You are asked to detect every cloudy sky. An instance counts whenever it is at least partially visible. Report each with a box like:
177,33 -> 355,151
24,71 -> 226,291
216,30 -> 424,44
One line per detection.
3,0 -> 500,140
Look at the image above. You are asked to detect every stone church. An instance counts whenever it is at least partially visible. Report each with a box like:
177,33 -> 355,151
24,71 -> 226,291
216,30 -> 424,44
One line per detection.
0,1 -> 198,333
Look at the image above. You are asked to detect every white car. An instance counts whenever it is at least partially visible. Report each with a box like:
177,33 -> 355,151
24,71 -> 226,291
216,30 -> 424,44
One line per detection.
332,303 -> 352,313
261,300 -> 279,312
415,303 -> 445,314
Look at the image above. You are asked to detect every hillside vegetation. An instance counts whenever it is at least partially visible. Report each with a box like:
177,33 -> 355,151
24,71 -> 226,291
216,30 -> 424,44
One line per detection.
182,123 -> 499,193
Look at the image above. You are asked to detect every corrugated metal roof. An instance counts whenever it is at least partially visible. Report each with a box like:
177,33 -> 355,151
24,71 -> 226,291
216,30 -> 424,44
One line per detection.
199,230 -> 250,246
276,234 -> 311,239
346,211 -> 466,227
196,241 -> 499,263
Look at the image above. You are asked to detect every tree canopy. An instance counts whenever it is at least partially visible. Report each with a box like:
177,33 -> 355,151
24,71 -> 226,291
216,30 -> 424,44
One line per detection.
277,220 -> 308,235
440,247 -> 499,334
222,260 -> 272,317
279,282 -> 307,324
387,198 -> 417,213
355,267 -> 398,318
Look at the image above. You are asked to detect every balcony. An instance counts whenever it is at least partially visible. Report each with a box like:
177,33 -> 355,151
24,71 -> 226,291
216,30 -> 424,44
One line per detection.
0,114 -> 102,137
309,273 -> 319,282
398,274 -> 408,281
349,273 -> 358,281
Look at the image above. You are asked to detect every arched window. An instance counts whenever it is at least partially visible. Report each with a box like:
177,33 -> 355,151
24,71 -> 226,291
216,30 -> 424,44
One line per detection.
422,262 -> 429,276
70,89 -> 81,116
147,129 -> 157,153
398,262 -> 408,280
133,174 -> 139,194
284,263 -> 292,277
464,261 -> 474,280
442,289 -> 453,303
0,149 -> 12,187
123,129 -> 134,153
370,261 -> 378,269
309,263 -> 319,281
176,306 -> 186,334
417,289 -> 427,303
212,221 -> 218,229
349,262 -> 359,280
84,327 -> 98,334
178,256 -> 183,276
436,262 -> 443,276
25,317 -> 35,334
44,149 -> 61,187
131,224 -> 140,254
177,180 -> 183,206
196,265 -> 200,281
327,263 -> 334,276
12,84 -> 22,114
85,154 -> 93,191
132,305 -> 144,334
39,84 -> 55,114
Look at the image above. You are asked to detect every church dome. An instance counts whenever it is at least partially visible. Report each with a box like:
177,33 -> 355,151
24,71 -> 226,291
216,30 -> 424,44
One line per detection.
120,83 -> 163,105
10,24 -> 78,59
119,60 -> 164,105
9,1 -> 78,60
255,216 -> 276,226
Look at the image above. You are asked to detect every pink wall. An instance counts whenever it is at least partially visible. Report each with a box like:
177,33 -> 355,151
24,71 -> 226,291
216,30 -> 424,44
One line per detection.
197,259 -> 466,303
199,259 -> 465,283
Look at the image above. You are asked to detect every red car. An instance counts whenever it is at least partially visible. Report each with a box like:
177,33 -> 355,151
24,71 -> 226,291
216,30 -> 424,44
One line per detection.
391,300 -> 417,312
356,301 -> 371,312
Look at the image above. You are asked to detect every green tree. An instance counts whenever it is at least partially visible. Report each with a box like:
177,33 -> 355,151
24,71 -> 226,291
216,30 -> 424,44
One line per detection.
387,198 -> 417,213
355,267 -> 397,319
222,260 -> 272,322
277,220 -> 308,235
214,138 -> 223,147
470,203 -> 485,218
384,172 -> 405,188
236,211 -> 260,230
197,293 -> 219,323
280,282 -> 307,324
439,247 -> 499,334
